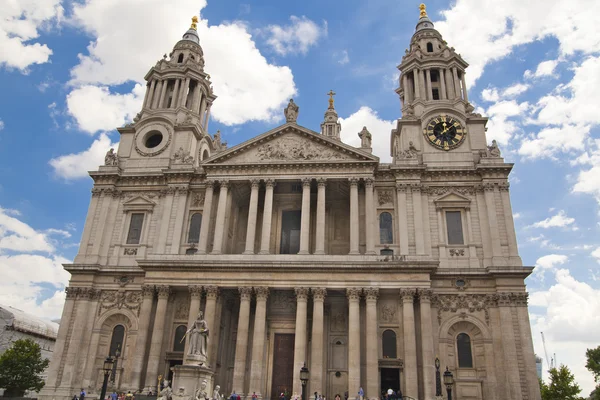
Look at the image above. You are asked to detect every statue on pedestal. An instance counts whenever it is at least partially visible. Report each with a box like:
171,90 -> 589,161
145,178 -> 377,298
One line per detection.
104,148 -> 118,166
185,312 -> 209,358
195,379 -> 209,400
284,99 -> 299,123
212,385 -> 222,400
159,381 -> 173,400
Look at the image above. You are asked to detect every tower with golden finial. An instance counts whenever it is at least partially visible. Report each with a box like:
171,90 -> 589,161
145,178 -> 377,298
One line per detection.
320,90 -> 341,140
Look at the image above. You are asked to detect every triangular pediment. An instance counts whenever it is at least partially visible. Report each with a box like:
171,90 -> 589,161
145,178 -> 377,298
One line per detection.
435,192 -> 470,202
433,191 -> 471,209
205,123 -> 378,165
122,196 -> 157,211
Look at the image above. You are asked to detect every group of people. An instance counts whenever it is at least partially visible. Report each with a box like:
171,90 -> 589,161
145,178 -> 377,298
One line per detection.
73,389 -> 136,400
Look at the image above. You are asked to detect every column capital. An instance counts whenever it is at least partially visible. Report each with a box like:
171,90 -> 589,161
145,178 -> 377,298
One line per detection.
365,177 -> 374,188
294,287 -> 309,301
418,289 -> 433,303
264,179 -> 276,188
317,178 -> 327,188
312,287 -> 327,301
205,285 -> 219,300
142,285 -> 155,299
498,182 -> 510,192
411,183 -> 422,193
254,286 -> 269,300
239,286 -> 253,300
483,182 -> 496,192
250,179 -> 260,189
302,178 -> 312,187
346,287 -> 362,301
65,287 -> 79,300
363,287 -> 379,301
219,180 -> 229,189
157,285 -> 171,299
204,180 -> 215,189
395,183 -> 408,192
189,285 -> 203,299
349,177 -> 359,187
400,288 -> 416,302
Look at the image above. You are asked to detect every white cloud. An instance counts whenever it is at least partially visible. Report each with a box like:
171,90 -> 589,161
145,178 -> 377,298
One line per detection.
530,210 -> 576,229
518,124 -> 589,159
263,16 -> 327,56
483,100 -> 529,145
336,50 -> 350,65
49,133 -> 118,180
572,139 -> 600,206
502,83 -> 530,97
533,254 -> 568,278
0,119 -> 4,131
339,106 -> 395,163
0,207 -> 56,253
0,0 -> 63,71
592,247 -> 600,264
524,59 -> 560,79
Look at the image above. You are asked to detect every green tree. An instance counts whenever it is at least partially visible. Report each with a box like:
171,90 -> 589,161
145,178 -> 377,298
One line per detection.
540,365 -> 584,400
590,386 -> 600,400
0,338 -> 50,396
586,346 -> 600,383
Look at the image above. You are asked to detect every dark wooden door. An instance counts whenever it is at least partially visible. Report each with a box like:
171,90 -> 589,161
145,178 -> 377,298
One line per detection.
271,334 -> 295,400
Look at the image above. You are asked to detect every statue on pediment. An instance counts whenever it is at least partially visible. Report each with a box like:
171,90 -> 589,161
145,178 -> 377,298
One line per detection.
104,148 -> 119,166
480,140 -> 501,158
284,99 -> 299,123
358,126 -> 372,149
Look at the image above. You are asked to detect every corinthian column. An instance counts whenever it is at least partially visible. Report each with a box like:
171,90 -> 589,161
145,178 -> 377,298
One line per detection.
259,180 -> 275,254
293,288 -> 309,396
184,286 -> 203,360
144,286 -> 171,392
211,180 -> 229,254
299,178 -> 312,254
198,181 -> 214,254
365,178 -> 376,255
400,289 -> 418,398
244,180 -> 260,254
310,288 -> 326,395
364,288 -> 379,400
129,286 -> 155,390
315,179 -> 327,255
419,290 -> 435,400
249,287 -> 269,398
204,286 -> 219,368
232,287 -> 253,395
347,288 -> 362,393
349,178 -> 359,254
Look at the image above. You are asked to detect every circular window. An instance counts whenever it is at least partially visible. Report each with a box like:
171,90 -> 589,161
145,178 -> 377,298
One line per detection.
455,278 -> 466,288
145,131 -> 163,148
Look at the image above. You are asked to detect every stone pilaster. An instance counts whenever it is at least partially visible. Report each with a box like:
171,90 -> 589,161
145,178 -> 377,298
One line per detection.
198,181 -> 214,254
152,80 -> 163,109
232,287 -> 253,395
244,180 -> 260,254
347,288 -> 361,393
439,68 -> 447,99
130,285 -> 155,391
418,289 -> 435,400
310,288 -> 326,396
293,288 -> 309,396
204,286 -> 219,368
179,77 -> 190,108
211,180 -> 229,254
158,79 -> 168,108
259,180 -> 275,254
249,287 -> 269,399
515,294 -> 542,400
299,178 -> 312,254
364,287 -> 379,400
462,73 -> 469,102
144,285 -> 171,392
400,289 -> 418,398
483,183 -> 503,264
412,184 -> 425,255
364,178 -> 376,255
425,69 -> 433,100
156,187 -> 175,254
396,184 -> 409,255
61,288 -> 93,387
171,187 -> 189,254
498,294 -> 524,400
349,178 -> 359,254
445,69 -> 455,99
78,289 -> 101,387
500,183 -> 522,263
315,179 -> 327,255
183,285 -> 203,361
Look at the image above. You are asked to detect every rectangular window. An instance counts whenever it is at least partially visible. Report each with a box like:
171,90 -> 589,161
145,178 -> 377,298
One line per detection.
446,211 -> 464,245
432,88 -> 440,100
126,213 -> 144,244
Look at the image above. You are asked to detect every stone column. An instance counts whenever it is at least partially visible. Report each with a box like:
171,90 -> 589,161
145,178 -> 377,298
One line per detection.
413,68 -> 421,99
310,288 -> 326,395
179,77 -> 190,108
445,69 -> 455,99
145,79 -> 156,108
129,286 -> 155,390
152,80 -> 163,109
211,180 -> 229,254
412,184 -> 425,255
171,79 -> 180,108
425,69 -> 433,100
249,287 -> 269,398
292,288 -> 309,396
516,294 -> 542,400
299,178 -> 312,254
192,84 -> 201,113
244,179 -> 260,254
170,187 -> 189,254
400,289 -> 418,398
144,285 -> 171,392
365,178 -> 376,255
156,188 -> 175,254
498,294 -> 524,400
158,79 -> 168,108
452,67 -> 461,100
315,179 -> 327,255
259,179 -> 275,254
199,97 -> 208,120
419,290 -> 435,400
349,178 -> 359,254
183,286 -> 203,360
347,288 -> 361,394
204,286 -> 219,368
364,288 -> 379,400
483,183 -> 503,264
439,68 -> 447,100
232,287 -> 253,395
141,82 -> 151,109
198,181 -> 214,254
462,73 -> 469,102
204,104 -> 212,131
396,183 -> 409,255
499,183 -> 521,263
402,74 -> 411,104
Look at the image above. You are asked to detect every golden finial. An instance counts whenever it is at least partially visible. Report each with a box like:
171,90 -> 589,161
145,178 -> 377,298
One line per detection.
327,90 -> 336,109
190,16 -> 199,30
419,3 -> 427,18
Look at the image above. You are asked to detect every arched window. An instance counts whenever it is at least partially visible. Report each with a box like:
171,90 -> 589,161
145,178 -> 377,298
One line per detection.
187,213 -> 202,243
457,333 -> 473,368
202,149 -> 210,161
379,212 -> 393,244
109,325 -> 125,357
177,54 -> 184,63
426,42 -> 434,52
382,330 -> 397,358
173,325 -> 187,352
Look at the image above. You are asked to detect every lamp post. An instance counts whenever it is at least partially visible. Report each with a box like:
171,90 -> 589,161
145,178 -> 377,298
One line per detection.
100,357 -> 115,400
443,367 -> 454,400
300,363 -> 309,400
435,358 -> 442,396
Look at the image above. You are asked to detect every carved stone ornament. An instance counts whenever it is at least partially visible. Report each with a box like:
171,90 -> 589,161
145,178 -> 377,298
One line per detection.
124,248 -> 138,256
423,186 -> 476,196
256,135 -> 351,161
270,290 -> 297,313
312,288 -> 327,301
346,288 -> 362,301
396,141 -> 420,159
191,192 -> 205,207
380,303 -> 397,323
449,248 -> 465,257
284,98 -> 299,123
174,295 -> 190,320
99,290 -> 143,315
400,288 -> 416,302
114,276 -> 134,287
172,147 -> 194,164
378,190 -> 393,205
104,148 -> 119,166
134,123 -> 172,157
364,287 -> 380,301
431,293 -> 494,326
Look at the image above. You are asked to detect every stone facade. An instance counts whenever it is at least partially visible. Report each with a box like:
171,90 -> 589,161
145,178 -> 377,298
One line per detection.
40,9 -> 541,400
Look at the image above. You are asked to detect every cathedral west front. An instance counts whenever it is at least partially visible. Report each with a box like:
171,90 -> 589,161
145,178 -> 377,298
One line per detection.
41,5 -> 541,400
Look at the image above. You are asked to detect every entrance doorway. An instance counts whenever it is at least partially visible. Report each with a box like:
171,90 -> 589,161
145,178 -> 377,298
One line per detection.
380,368 -> 401,398
280,210 -> 301,254
270,334 -> 295,400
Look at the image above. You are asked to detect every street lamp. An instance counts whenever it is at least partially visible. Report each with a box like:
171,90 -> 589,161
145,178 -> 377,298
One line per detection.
443,367 -> 454,400
300,363 -> 309,400
100,357 -> 115,400
435,358 -> 442,396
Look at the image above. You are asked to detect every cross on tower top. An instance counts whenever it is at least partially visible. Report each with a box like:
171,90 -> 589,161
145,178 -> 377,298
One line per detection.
327,90 -> 336,109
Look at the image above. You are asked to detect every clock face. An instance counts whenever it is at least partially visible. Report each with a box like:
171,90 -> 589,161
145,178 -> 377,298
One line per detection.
423,115 -> 466,151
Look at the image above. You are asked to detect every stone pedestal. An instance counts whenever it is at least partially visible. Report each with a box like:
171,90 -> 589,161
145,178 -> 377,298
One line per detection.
172,365 -> 214,400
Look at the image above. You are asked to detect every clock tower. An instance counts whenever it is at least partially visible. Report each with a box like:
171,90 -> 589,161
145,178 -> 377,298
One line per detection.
392,4 -> 490,166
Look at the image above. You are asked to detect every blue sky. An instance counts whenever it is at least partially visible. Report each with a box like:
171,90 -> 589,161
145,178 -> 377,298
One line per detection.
1,0 -> 599,394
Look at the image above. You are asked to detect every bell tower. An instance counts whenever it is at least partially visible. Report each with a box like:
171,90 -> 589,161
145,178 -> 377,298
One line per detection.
320,90 -> 341,140
391,4 -> 491,166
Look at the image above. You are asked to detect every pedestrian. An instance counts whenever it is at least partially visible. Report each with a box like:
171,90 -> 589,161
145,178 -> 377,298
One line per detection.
252,393 -> 258,400
314,392 -> 318,400
80,389 -> 86,400
358,388 -> 364,400
397,388 -> 403,400
111,392 -> 118,400
335,394 -> 341,400
72,395 -> 78,400
230,392 -> 237,400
